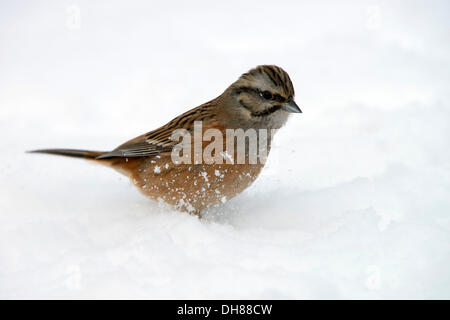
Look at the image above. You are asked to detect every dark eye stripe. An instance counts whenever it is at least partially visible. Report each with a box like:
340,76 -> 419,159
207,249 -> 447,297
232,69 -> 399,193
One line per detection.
235,86 -> 258,95
235,86 -> 286,102
273,94 -> 285,102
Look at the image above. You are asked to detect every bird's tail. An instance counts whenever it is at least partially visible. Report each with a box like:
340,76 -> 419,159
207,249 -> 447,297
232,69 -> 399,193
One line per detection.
28,149 -> 107,160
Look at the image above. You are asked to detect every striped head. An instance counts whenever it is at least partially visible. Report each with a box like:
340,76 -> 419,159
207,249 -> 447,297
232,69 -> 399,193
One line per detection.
226,65 -> 301,129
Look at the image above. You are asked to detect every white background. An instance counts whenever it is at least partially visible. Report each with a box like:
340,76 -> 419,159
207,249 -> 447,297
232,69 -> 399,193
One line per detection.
1,0 -> 449,298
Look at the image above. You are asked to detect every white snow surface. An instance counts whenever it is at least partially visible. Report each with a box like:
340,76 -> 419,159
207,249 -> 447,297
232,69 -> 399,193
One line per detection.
1,1 -> 449,299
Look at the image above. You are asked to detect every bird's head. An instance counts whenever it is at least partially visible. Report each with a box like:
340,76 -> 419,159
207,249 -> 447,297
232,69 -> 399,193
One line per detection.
224,65 -> 301,129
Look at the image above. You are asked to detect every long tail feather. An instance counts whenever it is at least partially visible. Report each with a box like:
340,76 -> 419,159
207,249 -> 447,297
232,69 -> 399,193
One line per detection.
28,149 -> 107,159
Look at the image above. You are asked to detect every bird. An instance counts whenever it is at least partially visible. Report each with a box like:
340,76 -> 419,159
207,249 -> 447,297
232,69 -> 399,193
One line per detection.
30,65 -> 301,216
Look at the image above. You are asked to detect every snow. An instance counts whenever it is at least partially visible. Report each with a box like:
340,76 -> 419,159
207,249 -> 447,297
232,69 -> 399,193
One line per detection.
1,0 -> 449,299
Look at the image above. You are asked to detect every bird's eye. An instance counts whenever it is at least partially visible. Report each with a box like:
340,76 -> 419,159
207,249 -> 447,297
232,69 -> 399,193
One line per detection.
262,91 -> 273,100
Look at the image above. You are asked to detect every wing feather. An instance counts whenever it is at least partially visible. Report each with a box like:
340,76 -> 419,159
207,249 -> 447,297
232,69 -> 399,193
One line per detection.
97,100 -> 218,159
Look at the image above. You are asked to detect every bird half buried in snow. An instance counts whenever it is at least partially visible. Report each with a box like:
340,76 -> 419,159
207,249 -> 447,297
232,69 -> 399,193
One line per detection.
30,65 -> 301,216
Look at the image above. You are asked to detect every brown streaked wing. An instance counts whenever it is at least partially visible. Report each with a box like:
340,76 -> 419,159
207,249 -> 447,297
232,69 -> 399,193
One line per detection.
97,101 -> 217,159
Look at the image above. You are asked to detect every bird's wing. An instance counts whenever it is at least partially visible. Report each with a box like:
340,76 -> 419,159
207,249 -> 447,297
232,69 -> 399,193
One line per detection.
97,102 -> 218,159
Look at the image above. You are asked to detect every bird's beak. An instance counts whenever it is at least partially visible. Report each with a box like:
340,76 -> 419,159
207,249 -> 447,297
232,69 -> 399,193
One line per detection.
281,97 -> 302,113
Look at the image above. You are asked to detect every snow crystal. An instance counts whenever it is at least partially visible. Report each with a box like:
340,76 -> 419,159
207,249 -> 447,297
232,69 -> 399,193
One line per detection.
200,172 -> 208,182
